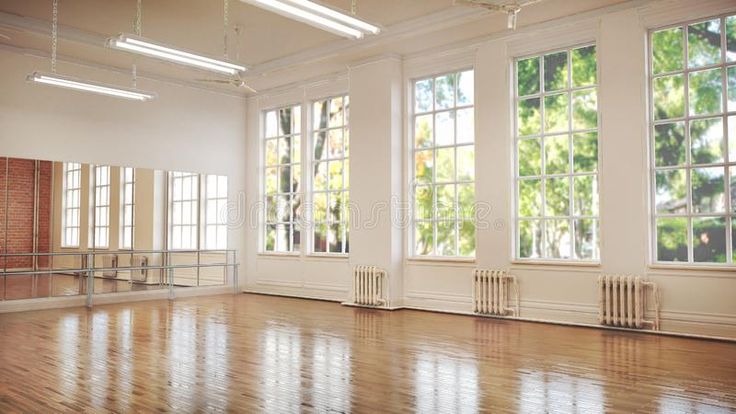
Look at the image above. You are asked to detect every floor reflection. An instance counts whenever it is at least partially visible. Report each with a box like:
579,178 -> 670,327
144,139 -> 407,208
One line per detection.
415,349 -> 479,413
260,323 -> 302,412
57,314 -> 80,397
168,308 -> 197,410
519,370 -> 605,413
312,334 -> 351,413
89,312 -> 109,409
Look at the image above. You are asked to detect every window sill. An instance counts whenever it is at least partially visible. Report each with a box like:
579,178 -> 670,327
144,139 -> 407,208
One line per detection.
257,252 -> 301,258
648,263 -> 736,273
406,256 -> 476,265
306,253 -> 349,260
511,259 -> 601,268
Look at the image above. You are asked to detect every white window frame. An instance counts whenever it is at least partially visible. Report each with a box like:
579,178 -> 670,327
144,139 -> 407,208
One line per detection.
91,165 -> 111,249
262,104 -> 302,253
204,175 -> 228,250
512,43 -> 601,263
120,167 -> 135,250
409,68 -> 477,258
310,94 -> 350,255
61,162 -> 81,248
169,171 -> 200,250
648,13 -> 736,267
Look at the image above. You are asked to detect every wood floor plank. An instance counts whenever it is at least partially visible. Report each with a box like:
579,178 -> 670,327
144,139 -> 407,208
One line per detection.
0,293 -> 734,413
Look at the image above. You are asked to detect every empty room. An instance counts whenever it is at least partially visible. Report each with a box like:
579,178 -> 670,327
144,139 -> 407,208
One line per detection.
1,0 -> 735,412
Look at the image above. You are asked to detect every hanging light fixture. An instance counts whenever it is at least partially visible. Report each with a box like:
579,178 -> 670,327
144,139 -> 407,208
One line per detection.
239,0 -> 380,39
107,0 -> 247,75
26,0 -> 156,101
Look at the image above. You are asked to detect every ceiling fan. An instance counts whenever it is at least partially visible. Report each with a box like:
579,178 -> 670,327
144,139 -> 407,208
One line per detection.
453,0 -> 542,30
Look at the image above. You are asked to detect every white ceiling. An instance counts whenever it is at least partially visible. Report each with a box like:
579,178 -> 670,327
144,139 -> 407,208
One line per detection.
0,0 -> 631,95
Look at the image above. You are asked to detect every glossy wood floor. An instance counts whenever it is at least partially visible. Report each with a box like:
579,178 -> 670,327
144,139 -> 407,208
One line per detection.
0,294 -> 734,413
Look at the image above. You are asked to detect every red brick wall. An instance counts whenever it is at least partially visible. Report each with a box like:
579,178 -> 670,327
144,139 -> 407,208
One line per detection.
0,158 -> 53,269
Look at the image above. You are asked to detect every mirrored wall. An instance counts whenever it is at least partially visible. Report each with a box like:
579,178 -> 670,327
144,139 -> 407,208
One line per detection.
0,156 -> 233,302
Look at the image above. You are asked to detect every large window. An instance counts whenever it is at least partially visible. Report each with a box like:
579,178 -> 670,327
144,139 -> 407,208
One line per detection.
170,171 -> 199,250
650,14 -> 736,265
411,70 -> 476,257
205,175 -> 228,250
263,105 -> 302,252
312,95 -> 350,254
120,167 -> 135,249
61,162 -> 81,247
514,45 -> 600,261
92,165 -> 111,249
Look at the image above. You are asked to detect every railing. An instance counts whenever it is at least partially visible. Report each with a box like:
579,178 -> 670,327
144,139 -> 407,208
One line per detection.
0,249 -> 239,306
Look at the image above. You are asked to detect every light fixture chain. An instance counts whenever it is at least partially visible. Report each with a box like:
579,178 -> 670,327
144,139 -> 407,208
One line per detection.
224,0 -> 229,58
351,0 -> 357,16
135,0 -> 142,36
51,0 -> 58,73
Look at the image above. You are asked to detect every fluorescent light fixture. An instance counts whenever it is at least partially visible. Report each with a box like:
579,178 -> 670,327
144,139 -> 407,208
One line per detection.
26,71 -> 156,101
107,34 -> 247,75
240,0 -> 380,39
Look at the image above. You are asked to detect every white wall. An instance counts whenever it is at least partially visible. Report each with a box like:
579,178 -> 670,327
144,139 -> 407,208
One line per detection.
244,0 -> 736,340
0,50 -> 247,293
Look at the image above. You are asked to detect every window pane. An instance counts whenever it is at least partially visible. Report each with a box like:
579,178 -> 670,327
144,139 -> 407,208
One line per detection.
732,167 -> 736,213
654,122 -> 686,167
518,138 -> 542,177
456,146 -> 475,181
688,19 -> 721,68
435,184 -> 456,220
545,219 -> 571,259
329,223 -> 344,253
328,161 -> 343,191
692,167 -> 725,213
573,132 -> 598,173
327,129 -> 343,159
653,74 -> 685,120
414,150 -> 433,184
656,217 -> 688,262
518,98 -> 541,136
544,134 -> 569,175
459,221 -> 476,257
435,111 -> 454,146
278,137 -> 291,165
265,167 -> 277,194
436,221 -> 456,256
573,175 -> 598,216
329,97 -> 344,128
314,223 -> 327,252
517,56 -> 540,96
414,186 -> 433,220
730,116 -> 736,162
265,111 -> 278,138
415,79 -> 433,113
728,15 -> 736,62
328,192 -> 343,222
415,114 -> 433,148
544,51 -> 568,92
545,177 -> 569,217
693,217 -> 727,263
571,46 -> 597,87
689,68 -> 723,116
457,184 -> 475,220
456,108 -> 474,144
435,74 -> 456,110
544,93 -> 569,133
655,169 -> 687,214
314,162 -> 328,191
574,219 -> 599,260
435,147 -> 455,183
572,89 -> 597,130
690,117 -> 724,164
652,27 -> 684,74
728,66 -> 736,112
457,70 -> 474,106
415,222 -> 434,256
519,219 -> 542,258
313,193 -> 327,222
518,179 -> 542,217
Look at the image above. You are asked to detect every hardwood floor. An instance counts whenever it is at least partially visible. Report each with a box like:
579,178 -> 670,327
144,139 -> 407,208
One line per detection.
0,293 -> 734,413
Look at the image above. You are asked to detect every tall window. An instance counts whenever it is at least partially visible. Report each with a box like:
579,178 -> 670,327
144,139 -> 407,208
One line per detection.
650,14 -> 736,265
263,105 -> 302,252
312,95 -> 350,254
411,70 -> 476,257
170,171 -> 199,250
92,165 -> 111,248
61,162 -> 81,247
514,45 -> 599,261
120,167 -> 135,249
205,175 -> 228,250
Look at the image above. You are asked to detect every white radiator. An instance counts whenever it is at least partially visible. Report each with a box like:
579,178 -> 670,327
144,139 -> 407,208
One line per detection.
130,255 -> 149,282
472,269 -> 519,316
101,254 -> 118,278
598,275 -> 660,330
351,265 -> 389,307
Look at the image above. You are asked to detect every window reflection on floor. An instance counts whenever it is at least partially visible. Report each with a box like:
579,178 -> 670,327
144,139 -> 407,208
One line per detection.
261,324 -> 302,412
659,395 -> 734,414
116,309 -> 133,406
204,314 -> 229,405
90,312 -> 109,409
415,350 -> 479,413
312,334 -> 351,412
58,314 -> 80,397
168,310 -> 197,410
519,370 -> 604,413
